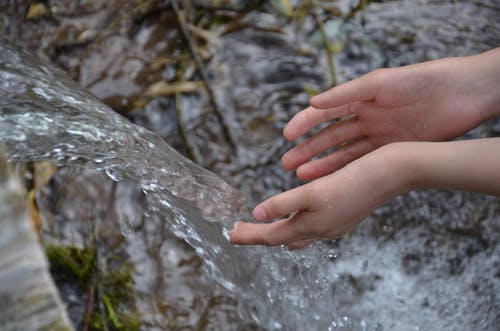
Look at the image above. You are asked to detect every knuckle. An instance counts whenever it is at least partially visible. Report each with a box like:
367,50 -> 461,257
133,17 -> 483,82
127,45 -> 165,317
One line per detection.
304,139 -> 316,158
341,146 -> 355,164
346,102 -> 353,115
319,108 -> 330,122
327,126 -> 340,145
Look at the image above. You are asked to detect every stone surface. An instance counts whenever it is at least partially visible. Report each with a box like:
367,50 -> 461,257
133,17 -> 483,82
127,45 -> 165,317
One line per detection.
0,150 -> 74,331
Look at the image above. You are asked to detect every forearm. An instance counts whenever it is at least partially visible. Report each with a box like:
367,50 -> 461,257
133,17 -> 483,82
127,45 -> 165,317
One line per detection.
396,139 -> 500,196
457,47 -> 500,121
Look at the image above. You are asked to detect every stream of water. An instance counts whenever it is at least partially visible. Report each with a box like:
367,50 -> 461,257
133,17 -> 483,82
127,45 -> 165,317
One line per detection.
0,39 -> 340,330
1,1 -> 500,330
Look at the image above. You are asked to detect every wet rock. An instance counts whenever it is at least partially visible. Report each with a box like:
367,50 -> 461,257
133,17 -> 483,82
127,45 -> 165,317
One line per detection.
0,150 -> 74,331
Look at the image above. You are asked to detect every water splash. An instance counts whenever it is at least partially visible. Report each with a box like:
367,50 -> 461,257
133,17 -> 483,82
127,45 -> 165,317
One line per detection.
0,39 -> 336,330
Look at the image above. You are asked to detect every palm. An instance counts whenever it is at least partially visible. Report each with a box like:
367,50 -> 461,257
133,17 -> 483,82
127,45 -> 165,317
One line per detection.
281,62 -> 483,180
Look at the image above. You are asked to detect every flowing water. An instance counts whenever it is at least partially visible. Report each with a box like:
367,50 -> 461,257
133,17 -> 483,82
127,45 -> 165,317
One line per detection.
1,1 -> 500,330
0,39 -> 336,330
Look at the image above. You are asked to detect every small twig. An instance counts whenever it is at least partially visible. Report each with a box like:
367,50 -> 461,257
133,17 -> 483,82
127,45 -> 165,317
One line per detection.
144,80 -> 203,97
147,53 -> 191,70
189,3 -> 252,12
312,0 -> 337,87
175,61 -> 197,162
82,282 -> 94,331
93,244 -> 109,331
175,93 -> 196,161
170,0 -> 236,151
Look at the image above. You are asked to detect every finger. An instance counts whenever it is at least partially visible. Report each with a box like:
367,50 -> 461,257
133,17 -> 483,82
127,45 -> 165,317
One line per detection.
252,186 -> 310,222
286,239 -> 315,250
281,117 -> 362,171
283,105 -> 354,141
310,71 -> 380,109
229,212 -> 313,246
296,139 -> 375,180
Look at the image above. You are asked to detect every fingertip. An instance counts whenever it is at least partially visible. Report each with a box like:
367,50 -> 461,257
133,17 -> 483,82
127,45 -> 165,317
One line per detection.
282,124 -> 296,141
283,106 -> 314,141
229,221 -> 246,244
310,93 -> 329,109
229,220 -> 243,233
296,164 -> 319,181
229,222 -> 272,246
283,122 -> 304,142
280,151 -> 297,171
252,205 -> 269,222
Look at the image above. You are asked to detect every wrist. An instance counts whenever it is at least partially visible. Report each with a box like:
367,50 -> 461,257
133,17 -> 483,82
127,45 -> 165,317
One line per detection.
393,139 -> 500,196
455,48 -> 500,121
361,143 -> 418,200
377,142 -> 426,194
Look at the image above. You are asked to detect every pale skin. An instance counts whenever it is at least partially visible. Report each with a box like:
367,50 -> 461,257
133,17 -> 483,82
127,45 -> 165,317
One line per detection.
230,47 -> 500,249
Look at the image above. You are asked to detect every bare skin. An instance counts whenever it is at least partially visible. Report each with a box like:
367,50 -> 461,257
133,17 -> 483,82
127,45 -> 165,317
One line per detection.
282,48 -> 500,180
229,48 -> 500,248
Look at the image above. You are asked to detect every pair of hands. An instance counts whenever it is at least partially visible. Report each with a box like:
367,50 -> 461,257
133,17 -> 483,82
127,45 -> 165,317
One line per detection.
230,48 -> 500,249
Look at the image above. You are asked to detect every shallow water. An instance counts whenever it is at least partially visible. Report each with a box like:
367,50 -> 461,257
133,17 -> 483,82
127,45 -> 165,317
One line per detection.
1,1 -> 500,330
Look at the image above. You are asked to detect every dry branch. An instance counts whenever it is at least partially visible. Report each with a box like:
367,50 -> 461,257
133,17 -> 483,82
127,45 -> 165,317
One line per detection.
170,0 -> 237,151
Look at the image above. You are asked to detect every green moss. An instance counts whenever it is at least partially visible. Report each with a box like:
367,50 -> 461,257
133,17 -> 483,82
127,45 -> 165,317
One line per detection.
45,245 -> 96,285
45,245 -> 141,331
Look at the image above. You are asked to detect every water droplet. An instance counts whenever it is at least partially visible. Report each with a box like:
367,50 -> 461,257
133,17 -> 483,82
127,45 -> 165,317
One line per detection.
121,229 -> 132,238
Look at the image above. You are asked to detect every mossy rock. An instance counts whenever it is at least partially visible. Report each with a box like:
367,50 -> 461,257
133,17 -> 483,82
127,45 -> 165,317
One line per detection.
45,244 -> 141,331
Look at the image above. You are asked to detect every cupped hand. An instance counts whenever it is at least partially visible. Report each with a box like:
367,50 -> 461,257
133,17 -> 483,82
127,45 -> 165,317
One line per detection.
229,48 -> 500,248
230,144 -> 409,247
281,57 -> 484,181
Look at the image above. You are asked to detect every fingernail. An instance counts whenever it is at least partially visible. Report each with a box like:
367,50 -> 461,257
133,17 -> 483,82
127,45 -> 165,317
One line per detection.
227,223 -> 238,242
229,221 -> 242,234
253,206 -> 268,222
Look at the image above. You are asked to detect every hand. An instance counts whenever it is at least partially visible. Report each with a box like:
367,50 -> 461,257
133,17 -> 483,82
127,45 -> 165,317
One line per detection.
229,48 -> 500,248
229,138 -> 500,248
281,52 -> 499,181
230,143 -> 410,248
